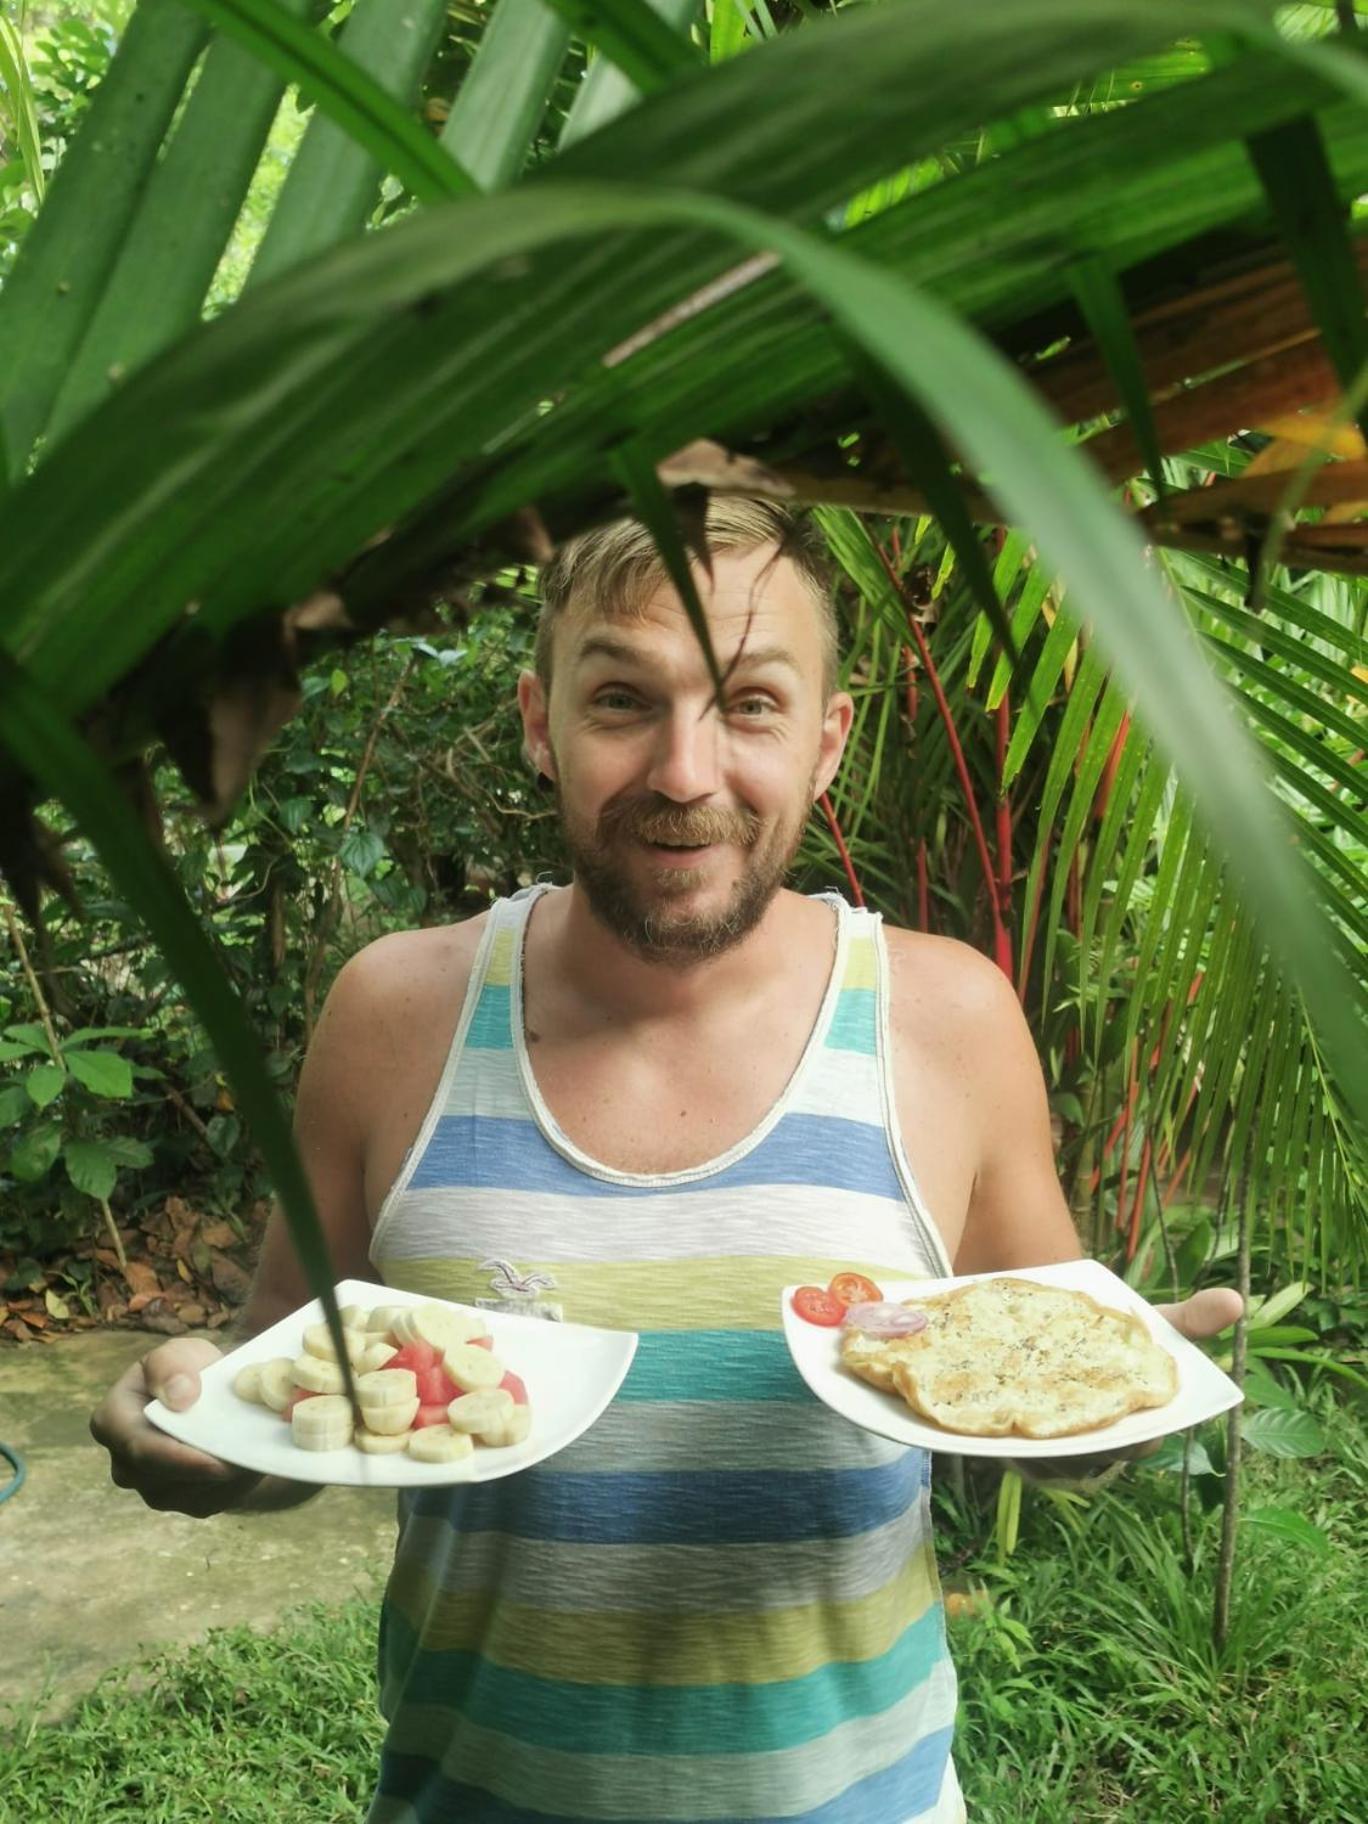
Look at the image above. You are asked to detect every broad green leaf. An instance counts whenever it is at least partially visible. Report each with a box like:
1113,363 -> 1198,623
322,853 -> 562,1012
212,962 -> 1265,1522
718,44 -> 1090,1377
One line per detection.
65,1048 -> 135,1099
0,18 -> 45,204
556,0 -> 700,147
337,826 -> 385,878
440,0 -> 571,190
247,0 -> 452,287
8,1122 -> 61,1182
0,1084 -> 31,1125
0,0 -> 208,476
1239,1405 -> 1326,1457
101,1135 -> 155,1168
45,0 -> 312,443
1242,1504 -> 1331,1553
1247,1279 -> 1311,1328
176,0 -> 475,207
0,1038 -> 44,1062
1066,252 -> 1168,497
1144,1432 -> 1216,1475
3,1023 -> 51,1047
23,1064 -> 66,1109
62,1139 -> 120,1201
63,1026 -> 149,1045
611,439 -> 724,692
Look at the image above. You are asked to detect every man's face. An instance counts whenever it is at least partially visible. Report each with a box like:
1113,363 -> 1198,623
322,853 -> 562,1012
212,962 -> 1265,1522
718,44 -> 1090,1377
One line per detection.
518,545 -> 853,966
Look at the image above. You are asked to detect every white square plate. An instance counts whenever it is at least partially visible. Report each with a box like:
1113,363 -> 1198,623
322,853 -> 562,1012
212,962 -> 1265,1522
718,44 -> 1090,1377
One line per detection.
782,1259 -> 1242,1458
146,1279 -> 638,1486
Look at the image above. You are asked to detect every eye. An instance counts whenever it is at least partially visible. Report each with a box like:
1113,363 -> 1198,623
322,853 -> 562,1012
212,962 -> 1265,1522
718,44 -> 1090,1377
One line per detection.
592,687 -> 645,712
730,693 -> 776,718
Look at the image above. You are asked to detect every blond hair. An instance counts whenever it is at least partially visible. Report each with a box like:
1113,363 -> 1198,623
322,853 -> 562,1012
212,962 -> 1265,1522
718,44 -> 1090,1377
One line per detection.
535,498 -> 838,693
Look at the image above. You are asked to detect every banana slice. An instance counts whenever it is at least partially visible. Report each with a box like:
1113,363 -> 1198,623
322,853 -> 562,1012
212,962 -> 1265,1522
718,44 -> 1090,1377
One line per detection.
447,1389 -> 514,1438
291,1353 -> 346,1394
481,1406 -> 532,1449
257,1357 -> 297,1412
355,1368 -> 417,1405
355,1341 -> 398,1374
354,1427 -> 412,1455
406,1428 -> 475,1465
391,1303 -> 488,1353
367,1305 -> 407,1336
440,1341 -> 504,1394
358,1395 -> 420,1436
339,1304 -> 366,1330
302,1322 -> 369,1363
291,1393 -> 354,1451
232,1363 -> 264,1404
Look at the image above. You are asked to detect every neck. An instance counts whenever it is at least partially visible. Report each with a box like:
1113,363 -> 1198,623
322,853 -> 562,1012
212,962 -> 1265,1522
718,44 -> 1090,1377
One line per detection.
530,882 -> 826,1025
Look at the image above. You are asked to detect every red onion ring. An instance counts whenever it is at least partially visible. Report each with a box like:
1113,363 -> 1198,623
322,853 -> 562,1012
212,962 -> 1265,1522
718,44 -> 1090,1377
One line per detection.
841,1301 -> 929,1337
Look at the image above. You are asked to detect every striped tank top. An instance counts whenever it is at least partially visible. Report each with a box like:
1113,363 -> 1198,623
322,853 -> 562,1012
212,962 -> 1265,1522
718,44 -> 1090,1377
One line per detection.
365,884 -> 967,1824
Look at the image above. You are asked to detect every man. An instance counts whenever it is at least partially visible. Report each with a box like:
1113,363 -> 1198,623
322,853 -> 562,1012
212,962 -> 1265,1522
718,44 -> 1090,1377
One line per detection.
93,499 -> 1241,1823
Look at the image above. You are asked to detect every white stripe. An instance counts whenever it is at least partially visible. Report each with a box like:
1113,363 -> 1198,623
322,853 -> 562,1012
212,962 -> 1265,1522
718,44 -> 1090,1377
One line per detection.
371,1182 -> 947,1277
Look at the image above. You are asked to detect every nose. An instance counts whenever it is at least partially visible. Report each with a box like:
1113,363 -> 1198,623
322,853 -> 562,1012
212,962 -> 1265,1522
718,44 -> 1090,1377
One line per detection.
645,704 -> 721,802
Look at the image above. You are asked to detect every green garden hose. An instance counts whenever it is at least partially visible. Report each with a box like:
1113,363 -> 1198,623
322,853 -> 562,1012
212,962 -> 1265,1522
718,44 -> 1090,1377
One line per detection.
0,1441 -> 25,1504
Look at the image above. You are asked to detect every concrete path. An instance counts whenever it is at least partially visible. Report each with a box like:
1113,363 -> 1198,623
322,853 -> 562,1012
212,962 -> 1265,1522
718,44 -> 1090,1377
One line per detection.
0,1330 -> 396,1721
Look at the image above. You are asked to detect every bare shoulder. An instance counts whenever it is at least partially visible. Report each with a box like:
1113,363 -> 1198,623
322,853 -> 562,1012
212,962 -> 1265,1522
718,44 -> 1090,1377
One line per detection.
882,925 -> 1019,1045
327,914 -> 490,1018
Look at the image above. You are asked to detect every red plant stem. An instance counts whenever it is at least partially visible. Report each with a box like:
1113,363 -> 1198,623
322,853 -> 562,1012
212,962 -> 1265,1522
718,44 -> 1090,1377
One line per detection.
1115,1042 -> 1136,1230
1162,1146 -> 1195,1207
1095,710 -> 1130,823
869,529 -> 1009,974
903,646 -> 918,725
916,840 -> 931,932
819,792 -> 864,907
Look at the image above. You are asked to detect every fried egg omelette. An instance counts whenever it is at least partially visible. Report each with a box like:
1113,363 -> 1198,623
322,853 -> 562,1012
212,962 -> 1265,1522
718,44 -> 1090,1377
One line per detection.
839,1276 -> 1179,1439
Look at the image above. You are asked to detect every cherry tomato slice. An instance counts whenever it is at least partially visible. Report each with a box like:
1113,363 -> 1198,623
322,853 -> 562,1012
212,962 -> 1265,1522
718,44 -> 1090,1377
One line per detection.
792,1285 -> 845,1326
413,1403 -> 452,1429
416,1366 -> 455,1406
499,1371 -> 528,1407
284,1389 -> 321,1418
828,1272 -> 883,1308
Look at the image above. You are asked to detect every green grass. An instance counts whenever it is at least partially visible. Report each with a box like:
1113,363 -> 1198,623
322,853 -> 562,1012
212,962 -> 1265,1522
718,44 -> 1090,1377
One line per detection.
3,1393 -> 1365,1822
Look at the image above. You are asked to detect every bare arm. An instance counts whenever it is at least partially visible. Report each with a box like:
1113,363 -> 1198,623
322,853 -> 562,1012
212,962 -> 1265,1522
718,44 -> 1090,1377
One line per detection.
91,943 -> 389,1516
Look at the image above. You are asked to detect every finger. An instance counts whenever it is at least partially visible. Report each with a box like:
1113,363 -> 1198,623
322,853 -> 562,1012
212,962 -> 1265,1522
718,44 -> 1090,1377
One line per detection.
1157,1287 -> 1244,1341
142,1337 -> 223,1411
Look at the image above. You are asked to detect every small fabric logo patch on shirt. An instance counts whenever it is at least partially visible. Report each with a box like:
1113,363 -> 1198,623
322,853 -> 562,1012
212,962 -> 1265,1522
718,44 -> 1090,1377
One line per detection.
474,1256 -> 563,1321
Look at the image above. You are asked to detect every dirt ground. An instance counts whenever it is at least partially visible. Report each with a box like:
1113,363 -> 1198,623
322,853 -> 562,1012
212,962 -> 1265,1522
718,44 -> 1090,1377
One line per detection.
0,1328 -> 396,1721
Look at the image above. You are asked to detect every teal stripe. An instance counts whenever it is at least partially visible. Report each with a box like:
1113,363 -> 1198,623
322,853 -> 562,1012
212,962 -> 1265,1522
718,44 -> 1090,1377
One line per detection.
618,1331 -> 807,1402
825,988 -> 877,1055
466,984 -> 514,1050
380,1600 -> 947,1755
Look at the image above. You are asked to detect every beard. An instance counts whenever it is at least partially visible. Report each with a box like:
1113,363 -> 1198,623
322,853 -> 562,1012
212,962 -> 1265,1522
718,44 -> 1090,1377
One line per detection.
555,783 -> 813,967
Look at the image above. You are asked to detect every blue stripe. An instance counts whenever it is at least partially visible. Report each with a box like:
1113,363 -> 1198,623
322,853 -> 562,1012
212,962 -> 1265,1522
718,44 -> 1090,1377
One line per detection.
409,1112 -> 904,1200
825,988 -> 877,1056
465,985 -> 514,1051
377,1602 -> 948,1760
401,1453 -> 925,1546
617,1331 -> 808,1402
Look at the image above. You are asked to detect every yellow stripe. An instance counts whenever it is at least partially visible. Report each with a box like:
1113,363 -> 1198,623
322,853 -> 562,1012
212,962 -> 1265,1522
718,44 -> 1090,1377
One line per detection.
390,1542 -> 939,1685
486,925 -> 516,987
841,935 -> 878,992
376,1255 -> 936,1329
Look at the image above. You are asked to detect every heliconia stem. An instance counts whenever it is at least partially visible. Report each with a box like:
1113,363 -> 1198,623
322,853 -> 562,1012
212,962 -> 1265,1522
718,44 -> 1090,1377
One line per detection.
819,792 -> 864,907
869,529 -> 1009,975
916,839 -> 931,932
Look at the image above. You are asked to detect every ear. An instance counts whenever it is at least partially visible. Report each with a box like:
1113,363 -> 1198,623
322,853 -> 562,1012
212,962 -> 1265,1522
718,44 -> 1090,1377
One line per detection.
812,689 -> 855,799
517,669 -> 558,783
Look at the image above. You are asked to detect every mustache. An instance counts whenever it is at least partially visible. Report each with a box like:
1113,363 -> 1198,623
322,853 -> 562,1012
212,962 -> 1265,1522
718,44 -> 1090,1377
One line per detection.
599,799 -> 762,848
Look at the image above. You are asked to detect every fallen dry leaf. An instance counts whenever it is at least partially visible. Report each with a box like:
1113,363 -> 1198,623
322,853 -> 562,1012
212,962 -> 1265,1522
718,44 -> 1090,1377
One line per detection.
3,1318 -> 33,1342
140,1306 -> 189,1337
209,1253 -> 252,1303
126,1290 -> 161,1315
199,1221 -> 237,1250
123,1260 -> 162,1299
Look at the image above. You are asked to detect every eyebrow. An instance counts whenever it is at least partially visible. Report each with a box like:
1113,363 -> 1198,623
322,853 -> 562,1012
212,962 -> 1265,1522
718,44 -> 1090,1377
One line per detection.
574,633 -> 803,678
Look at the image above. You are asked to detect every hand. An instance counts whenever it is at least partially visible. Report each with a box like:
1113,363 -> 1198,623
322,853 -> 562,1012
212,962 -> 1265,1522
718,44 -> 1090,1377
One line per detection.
90,1337 -> 264,1519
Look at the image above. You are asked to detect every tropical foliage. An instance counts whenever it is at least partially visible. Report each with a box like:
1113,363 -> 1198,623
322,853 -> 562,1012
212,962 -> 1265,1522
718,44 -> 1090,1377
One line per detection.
0,0 -> 1365,1348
